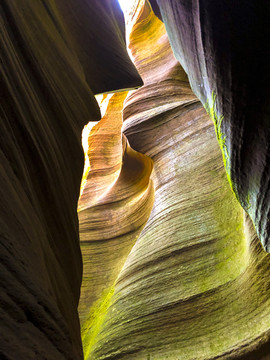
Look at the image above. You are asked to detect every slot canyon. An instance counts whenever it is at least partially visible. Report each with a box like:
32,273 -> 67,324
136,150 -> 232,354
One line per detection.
1,0 -> 270,359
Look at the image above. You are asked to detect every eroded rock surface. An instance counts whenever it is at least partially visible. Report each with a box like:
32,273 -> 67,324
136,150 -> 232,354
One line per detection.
79,2 -> 270,359
78,91 -> 154,359
54,0 -> 142,94
150,0 -> 270,252
2,0 -> 270,359
0,1 -> 141,358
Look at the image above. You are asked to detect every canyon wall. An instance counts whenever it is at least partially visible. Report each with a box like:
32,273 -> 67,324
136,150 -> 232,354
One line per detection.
150,0 -> 270,253
0,1 -> 141,358
1,0 -> 270,359
79,2 -> 270,359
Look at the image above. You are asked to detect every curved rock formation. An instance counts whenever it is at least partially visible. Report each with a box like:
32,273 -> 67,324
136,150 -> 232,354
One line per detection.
54,0 -> 143,94
0,1 -> 141,358
78,91 -> 154,359
79,2 -> 270,359
150,0 -> 270,252
2,0 -> 270,359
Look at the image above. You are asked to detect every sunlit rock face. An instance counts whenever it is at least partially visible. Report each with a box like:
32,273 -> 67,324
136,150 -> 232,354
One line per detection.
150,0 -> 270,252
0,0 -> 141,358
78,90 -> 155,358
79,1 -> 270,359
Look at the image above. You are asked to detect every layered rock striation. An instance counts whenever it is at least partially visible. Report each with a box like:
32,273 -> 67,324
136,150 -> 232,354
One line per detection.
78,90 -> 155,359
150,0 -> 270,252
79,2 -> 270,359
1,0 -> 270,359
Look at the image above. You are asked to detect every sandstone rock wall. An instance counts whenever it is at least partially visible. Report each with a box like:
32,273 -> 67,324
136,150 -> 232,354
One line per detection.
1,0 -> 270,359
79,2 -> 270,359
0,1 -> 141,358
150,0 -> 270,252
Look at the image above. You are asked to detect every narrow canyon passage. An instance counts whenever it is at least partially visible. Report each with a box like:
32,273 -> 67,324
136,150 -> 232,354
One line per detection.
1,0 -> 270,359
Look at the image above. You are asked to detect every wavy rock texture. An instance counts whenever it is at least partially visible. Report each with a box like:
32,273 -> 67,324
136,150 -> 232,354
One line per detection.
2,0 -> 270,359
0,1 -> 141,358
79,93 -> 128,211
80,2 -> 270,359
78,91 -> 155,359
150,0 -> 270,252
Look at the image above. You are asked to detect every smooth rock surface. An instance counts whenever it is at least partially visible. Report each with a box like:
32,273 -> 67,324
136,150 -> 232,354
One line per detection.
0,1 -> 141,358
54,0 -> 143,94
151,0 -> 270,252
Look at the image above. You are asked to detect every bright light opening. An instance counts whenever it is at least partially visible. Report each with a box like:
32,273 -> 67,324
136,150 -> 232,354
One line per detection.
117,0 -> 143,50
118,0 -> 136,13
